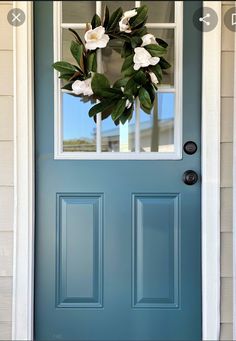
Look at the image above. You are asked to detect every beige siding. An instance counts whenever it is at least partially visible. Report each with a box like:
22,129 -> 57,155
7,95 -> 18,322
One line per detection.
220,3 -> 234,339
0,2 -> 13,340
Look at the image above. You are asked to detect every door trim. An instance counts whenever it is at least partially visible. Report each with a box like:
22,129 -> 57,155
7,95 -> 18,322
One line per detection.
12,1 -> 221,340
12,1 -> 34,340
201,2 -> 221,339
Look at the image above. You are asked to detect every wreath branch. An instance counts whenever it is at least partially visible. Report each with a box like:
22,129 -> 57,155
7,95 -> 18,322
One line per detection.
53,5 -> 171,125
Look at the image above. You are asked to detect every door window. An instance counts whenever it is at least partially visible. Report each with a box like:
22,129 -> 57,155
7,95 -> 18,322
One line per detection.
54,1 -> 183,159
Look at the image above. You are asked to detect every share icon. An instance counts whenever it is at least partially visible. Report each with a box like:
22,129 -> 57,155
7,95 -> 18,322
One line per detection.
193,7 -> 218,32
199,13 -> 211,26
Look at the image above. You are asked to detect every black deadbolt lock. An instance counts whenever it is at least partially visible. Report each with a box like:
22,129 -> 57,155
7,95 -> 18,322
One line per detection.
183,141 -> 197,155
183,170 -> 198,185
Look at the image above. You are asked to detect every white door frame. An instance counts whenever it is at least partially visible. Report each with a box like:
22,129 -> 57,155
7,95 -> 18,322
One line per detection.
11,1 -> 221,340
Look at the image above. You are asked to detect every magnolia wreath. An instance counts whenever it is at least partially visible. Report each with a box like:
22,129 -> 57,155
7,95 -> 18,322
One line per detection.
53,5 -> 171,125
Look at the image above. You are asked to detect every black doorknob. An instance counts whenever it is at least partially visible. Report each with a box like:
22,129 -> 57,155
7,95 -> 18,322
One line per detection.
183,170 -> 198,185
183,141 -> 197,155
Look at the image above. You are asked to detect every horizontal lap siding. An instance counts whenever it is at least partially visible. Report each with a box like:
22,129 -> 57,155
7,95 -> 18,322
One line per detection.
220,2 -> 234,340
0,2 -> 13,340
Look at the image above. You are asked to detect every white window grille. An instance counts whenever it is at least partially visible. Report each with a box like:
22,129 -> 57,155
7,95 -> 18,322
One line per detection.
54,1 -> 183,159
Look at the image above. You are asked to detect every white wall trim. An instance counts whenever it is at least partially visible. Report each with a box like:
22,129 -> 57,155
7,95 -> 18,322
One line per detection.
11,1 -> 221,340
202,1 -> 221,340
12,1 -> 34,340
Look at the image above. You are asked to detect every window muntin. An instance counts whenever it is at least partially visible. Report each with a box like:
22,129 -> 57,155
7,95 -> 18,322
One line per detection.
54,1 -> 183,159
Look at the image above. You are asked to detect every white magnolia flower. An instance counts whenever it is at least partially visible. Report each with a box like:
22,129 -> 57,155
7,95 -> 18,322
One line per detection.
125,99 -> 132,109
119,9 -> 137,33
133,47 -> 160,71
84,26 -> 109,50
72,78 -> 93,96
141,33 -> 158,47
149,72 -> 159,85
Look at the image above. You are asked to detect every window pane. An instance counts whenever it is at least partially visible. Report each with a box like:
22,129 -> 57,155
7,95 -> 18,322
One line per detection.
140,93 -> 175,153
148,28 -> 174,87
102,1 -> 135,15
62,1 -> 96,23
101,115 -> 135,152
62,28 -> 85,65
102,40 -> 123,84
141,1 -> 174,23
63,93 -> 96,152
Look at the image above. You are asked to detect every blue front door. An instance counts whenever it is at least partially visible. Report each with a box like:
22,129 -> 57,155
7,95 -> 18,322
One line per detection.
34,1 -> 202,340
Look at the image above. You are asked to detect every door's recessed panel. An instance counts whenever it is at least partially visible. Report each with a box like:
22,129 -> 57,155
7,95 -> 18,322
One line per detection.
56,194 -> 103,308
132,194 -> 180,308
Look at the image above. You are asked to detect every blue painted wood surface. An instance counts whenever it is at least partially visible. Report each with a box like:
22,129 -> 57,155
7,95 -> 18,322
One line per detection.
34,2 -> 202,340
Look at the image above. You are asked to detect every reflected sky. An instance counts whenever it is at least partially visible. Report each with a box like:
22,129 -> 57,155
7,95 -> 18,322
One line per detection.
63,93 -> 96,141
63,93 -> 174,141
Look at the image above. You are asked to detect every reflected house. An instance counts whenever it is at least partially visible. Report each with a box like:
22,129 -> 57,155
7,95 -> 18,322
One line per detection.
63,92 -> 175,153
101,118 -> 174,153
63,117 -> 174,153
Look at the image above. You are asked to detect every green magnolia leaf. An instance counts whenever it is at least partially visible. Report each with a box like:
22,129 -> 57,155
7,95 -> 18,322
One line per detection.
70,40 -> 84,66
111,98 -> 127,121
69,71 -> 83,81
122,65 -> 136,77
119,114 -> 129,125
121,42 -> 133,58
91,73 -> 110,97
107,7 -> 123,30
91,14 -> 101,28
156,38 -> 168,48
68,28 -> 84,46
93,107 -> 112,122
59,73 -> 75,80
129,5 -> 148,28
87,52 -> 97,72
113,77 -> 129,89
52,61 -> 77,74
149,64 -> 163,81
120,112 -> 131,125
61,82 -> 73,90
159,57 -> 171,70
103,6 -> 110,28
138,87 -> 152,112
131,36 -> 142,48
131,27 -> 147,37
124,78 -> 138,96
133,70 -> 147,86
96,88 -> 122,98
144,83 -> 156,103
118,34 -> 132,43
121,54 -> 134,72
145,44 -> 167,57
89,98 -> 116,117
119,105 -> 134,125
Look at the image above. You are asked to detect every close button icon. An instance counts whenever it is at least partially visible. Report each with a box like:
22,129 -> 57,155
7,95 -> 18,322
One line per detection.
7,8 -> 25,27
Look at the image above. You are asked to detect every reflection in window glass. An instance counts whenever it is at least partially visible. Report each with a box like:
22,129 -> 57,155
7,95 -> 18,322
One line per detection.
62,1 -> 96,23
140,93 -> 175,153
141,1 -> 174,23
59,1 -> 178,155
102,40 -> 123,84
102,1 -> 135,15
101,114 -> 135,152
63,93 -> 96,152
101,117 -> 119,152
62,29 -> 86,66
